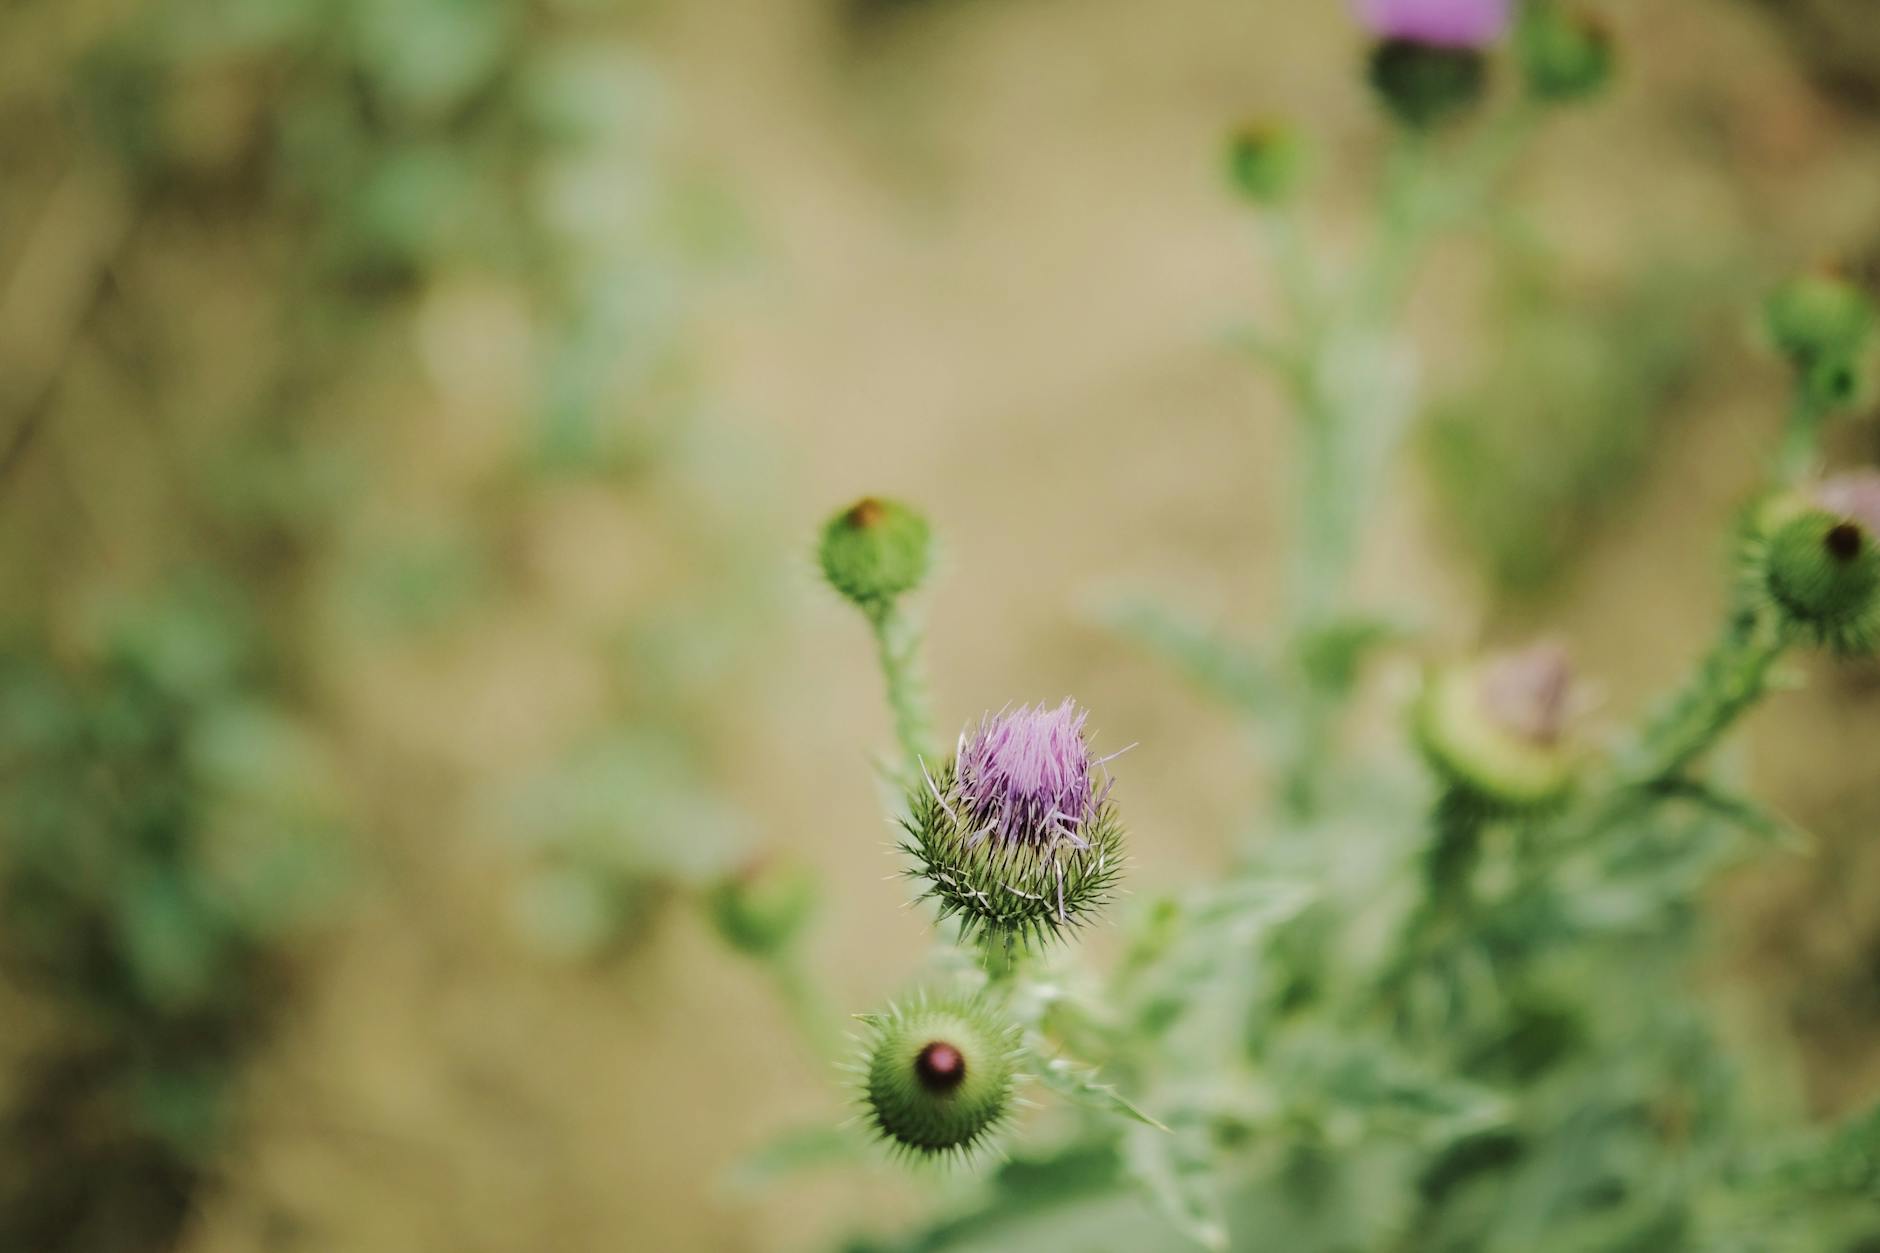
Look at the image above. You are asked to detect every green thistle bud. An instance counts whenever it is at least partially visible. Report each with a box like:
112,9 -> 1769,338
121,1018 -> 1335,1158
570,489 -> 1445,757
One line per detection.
901,702 -> 1128,950
1368,40 -> 1489,129
818,497 -> 932,615
1765,271 -> 1876,404
1225,120 -> 1308,205
853,992 -> 1022,1162
707,853 -> 817,958
1749,477 -> 1880,655
1414,641 -> 1582,811
1519,4 -> 1615,103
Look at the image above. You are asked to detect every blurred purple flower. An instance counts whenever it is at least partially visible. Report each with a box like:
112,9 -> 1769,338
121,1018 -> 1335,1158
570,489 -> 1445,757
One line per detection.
951,701 -> 1119,852
1354,0 -> 1512,48
1815,472 -> 1880,536
1477,640 -> 1575,746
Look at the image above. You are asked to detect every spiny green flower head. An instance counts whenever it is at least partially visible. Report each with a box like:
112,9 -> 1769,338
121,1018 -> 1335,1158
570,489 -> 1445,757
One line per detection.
1226,119 -> 1309,206
818,497 -> 932,615
1414,640 -> 1582,811
1519,3 -> 1615,104
1750,474 -> 1880,655
853,992 -> 1022,1162
902,701 -> 1128,950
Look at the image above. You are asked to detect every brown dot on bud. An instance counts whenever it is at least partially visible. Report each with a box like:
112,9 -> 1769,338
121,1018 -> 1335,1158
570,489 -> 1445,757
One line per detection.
915,1040 -> 966,1093
1826,522 -> 1865,562
845,498 -> 886,530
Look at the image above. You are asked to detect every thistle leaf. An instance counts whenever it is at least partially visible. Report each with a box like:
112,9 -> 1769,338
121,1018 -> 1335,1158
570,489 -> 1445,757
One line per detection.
1033,1050 -> 1169,1133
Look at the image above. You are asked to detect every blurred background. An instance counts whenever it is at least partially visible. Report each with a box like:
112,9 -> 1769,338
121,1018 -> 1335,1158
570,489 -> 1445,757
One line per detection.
1,0 -> 1878,1249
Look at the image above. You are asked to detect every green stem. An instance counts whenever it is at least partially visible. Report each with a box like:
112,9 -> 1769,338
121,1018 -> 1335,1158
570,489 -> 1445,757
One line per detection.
1377,791 -> 1487,1003
1424,791 -> 1487,907
766,948 -> 842,1062
868,602 -> 936,781
1630,608 -> 1792,786
1777,381 -> 1832,485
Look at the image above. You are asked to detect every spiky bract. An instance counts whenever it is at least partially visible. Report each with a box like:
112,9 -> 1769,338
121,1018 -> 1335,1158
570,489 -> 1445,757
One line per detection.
1745,486 -> 1880,657
901,703 -> 1127,949
854,993 -> 1022,1162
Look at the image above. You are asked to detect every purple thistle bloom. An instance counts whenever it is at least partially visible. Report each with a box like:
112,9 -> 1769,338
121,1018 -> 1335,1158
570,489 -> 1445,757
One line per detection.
1815,472 -> 1880,536
903,699 -> 1130,943
953,701 -> 1114,853
1354,0 -> 1511,48
1476,640 -> 1576,747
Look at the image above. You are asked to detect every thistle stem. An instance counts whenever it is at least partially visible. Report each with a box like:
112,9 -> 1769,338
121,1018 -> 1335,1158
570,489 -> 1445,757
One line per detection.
1777,381 -> 1833,485
1629,608 -> 1791,785
868,602 -> 937,782
766,948 -> 842,1062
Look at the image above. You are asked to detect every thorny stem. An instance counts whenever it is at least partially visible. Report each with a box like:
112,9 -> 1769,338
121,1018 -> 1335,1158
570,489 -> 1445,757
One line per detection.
1628,607 -> 1792,787
1377,790 -> 1488,1004
868,602 -> 937,783
1271,116 -> 1549,820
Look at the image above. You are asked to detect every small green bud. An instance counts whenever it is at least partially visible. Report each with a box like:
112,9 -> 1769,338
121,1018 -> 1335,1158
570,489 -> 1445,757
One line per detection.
818,497 -> 932,615
1414,642 -> 1581,811
1225,120 -> 1308,205
1752,485 -> 1880,655
1368,40 -> 1489,129
855,993 -> 1021,1162
707,853 -> 817,957
1765,271 -> 1875,387
1519,4 -> 1615,103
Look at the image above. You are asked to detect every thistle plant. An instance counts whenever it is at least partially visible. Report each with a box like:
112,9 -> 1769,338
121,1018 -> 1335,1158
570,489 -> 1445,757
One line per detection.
747,7 -> 1880,1251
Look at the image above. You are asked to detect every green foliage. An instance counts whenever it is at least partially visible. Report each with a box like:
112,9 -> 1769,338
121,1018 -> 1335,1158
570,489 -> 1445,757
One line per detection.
0,583 -> 343,1249
1421,269 -> 1707,598
790,31 -> 1880,1253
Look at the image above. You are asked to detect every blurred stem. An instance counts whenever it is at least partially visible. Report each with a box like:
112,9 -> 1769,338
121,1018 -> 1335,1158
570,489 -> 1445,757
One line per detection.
766,948 -> 842,1062
978,931 -> 1027,987
1777,381 -> 1832,485
1424,790 -> 1486,906
1377,792 -> 1487,1006
867,602 -> 937,781
1629,608 -> 1791,785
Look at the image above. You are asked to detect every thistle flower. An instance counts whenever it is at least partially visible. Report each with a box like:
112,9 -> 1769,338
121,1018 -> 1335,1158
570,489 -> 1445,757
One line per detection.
1355,0 -> 1512,48
818,497 -> 932,616
1357,0 -> 1509,127
853,992 -> 1022,1162
1749,473 -> 1880,655
1414,641 -> 1583,811
901,701 -> 1127,949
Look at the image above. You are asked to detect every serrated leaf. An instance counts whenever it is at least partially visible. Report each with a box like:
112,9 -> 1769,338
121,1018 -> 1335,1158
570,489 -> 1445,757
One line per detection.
1123,1120 -> 1227,1251
1033,1049 -> 1169,1133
